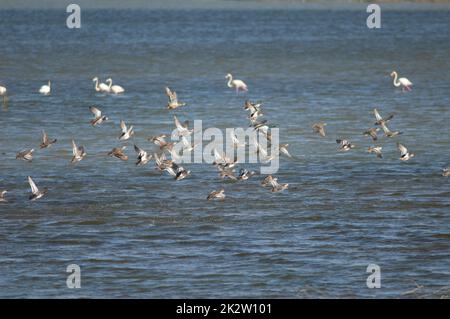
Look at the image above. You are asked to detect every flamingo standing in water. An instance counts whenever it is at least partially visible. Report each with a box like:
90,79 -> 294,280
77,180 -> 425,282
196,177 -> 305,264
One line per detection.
92,77 -> 110,93
0,85 -> 7,104
39,81 -> 51,95
391,71 -> 413,92
106,78 -> 125,94
226,73 -> 248,93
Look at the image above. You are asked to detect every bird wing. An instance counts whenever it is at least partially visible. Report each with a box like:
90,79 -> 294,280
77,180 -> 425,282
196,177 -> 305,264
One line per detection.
181,136 -> 190,148
120,120 -> 127,133
134,144 -> 145,155
171,91 -> 178,104
397,143 -> 408,156
165,87 -> 174,100
380,123 -> 391,134
374,109 -> 382,122
90,106 -> 102,118
72,140 -> 78,156
42,130 -> 48,143
174,116 -> 185,131
28,176 -> 39,194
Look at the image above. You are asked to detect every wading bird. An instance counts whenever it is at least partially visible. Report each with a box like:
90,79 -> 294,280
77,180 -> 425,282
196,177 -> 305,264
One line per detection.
92,77 -> 110,93
226,73 -> 248,93
391,71 -> 413,92
106,78 -> 125,94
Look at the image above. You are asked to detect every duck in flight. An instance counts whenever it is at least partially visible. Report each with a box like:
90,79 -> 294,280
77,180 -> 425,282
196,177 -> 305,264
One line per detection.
134,144 -> 152,166
336,139 -> 355,151
149,134 -> 174,151
380,122 -> 402,138
367,146 -> 383,159
164,162 -> 190,181
71,140 -> 86,163
165,87 -> 186,110
373,108 -> 394,126
312,122 -> 327,137
28,176 -> 47,201
16,149 -> 34,162
397,143 -> 414,161
108,146 -> 128,161
174,115 -> 193,137
89,106 -> 108,126
119,120 -> 134,141
40,130 -> 57,149
238,169 -> 255,181
363,128 -> 380,141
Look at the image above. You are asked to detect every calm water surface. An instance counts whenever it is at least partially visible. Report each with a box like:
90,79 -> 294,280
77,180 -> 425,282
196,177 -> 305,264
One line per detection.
0,6 -> 449,298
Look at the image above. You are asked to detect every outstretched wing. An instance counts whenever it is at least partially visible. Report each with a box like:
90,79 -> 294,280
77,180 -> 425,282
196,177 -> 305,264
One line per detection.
397,143 -> 408,156
72,140 -> 78,156
134,144 -> 143,155
42,130 -> 48,143
374,109 -> 382,122
120,120 -> 127,133
90,106 -> 102,118
380,123 -> 391,134
174,116 -> 185,131
28,176 -> 39,194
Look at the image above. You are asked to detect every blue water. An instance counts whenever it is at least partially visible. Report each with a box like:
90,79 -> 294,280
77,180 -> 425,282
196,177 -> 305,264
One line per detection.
0,5 -> 450,298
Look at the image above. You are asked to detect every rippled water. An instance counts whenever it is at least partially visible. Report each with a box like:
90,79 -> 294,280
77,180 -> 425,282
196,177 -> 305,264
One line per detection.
0,5 -> 450,298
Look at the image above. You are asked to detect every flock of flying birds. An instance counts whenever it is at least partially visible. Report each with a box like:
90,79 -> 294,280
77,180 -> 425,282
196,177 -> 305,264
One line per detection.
0,71 -> 449,203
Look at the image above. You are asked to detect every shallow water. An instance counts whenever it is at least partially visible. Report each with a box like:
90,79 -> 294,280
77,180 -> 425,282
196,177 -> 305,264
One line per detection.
0,6 -> 450,298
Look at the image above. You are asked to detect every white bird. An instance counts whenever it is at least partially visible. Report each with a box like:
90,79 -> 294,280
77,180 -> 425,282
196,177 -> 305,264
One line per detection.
39,81 -> 51,95
391,71 -> 413,92
92,77 -> 110,93
28,176 -> 47,201
0,85 -> 7,104
119,120 -> 134,141
226,73 -> 248,93
106,78 -> 125,94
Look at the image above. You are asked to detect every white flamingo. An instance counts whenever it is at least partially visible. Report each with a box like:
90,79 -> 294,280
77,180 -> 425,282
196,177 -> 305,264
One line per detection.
106,78 -> 125,94
39,81 -> 51,95
92,77 -> 110,93
0,85 -> 7,103
226,73 -> 248,93
391,71 -> 413,92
